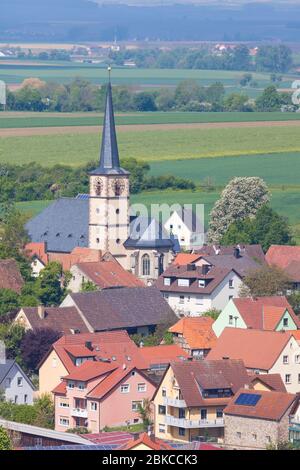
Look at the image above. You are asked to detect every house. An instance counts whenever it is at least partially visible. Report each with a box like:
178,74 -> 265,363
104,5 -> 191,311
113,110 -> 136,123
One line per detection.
14,305 -> 89,335
224,388 -> 296,450
195,244 -> 265,263
53,363 -> 157,432
168,317 -> 217,358
153,359 -> 250,443
0,343 -> 35,404
156,263 -> 243,317
207,328 -> 300,393
164,208 -> 205,251
38,331 -> 187,396
250,374 -> 286,393
119,432 -> 173,451
60,287 -> 177,335
25,80 -> 176,284
68,256 -> 144,293
212,296 -> 299,337
266,245 -> 300,289
0,259 -> 24,293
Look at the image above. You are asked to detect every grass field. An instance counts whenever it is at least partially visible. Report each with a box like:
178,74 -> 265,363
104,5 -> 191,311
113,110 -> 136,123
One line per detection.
1,126 -> 300,165
0,62 -> 296,91
1,112 -> 300,129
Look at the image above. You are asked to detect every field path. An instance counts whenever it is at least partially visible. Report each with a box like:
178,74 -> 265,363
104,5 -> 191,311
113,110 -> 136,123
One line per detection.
2,119 -> 300,137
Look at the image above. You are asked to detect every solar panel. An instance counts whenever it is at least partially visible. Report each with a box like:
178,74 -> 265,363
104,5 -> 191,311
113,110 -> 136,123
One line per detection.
76,194 -> 90,200
235,393 -> 261,406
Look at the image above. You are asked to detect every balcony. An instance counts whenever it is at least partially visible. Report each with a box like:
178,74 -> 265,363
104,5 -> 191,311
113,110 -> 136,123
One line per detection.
163,397 -> 187,408
71,408 -> 88,418
165,415 -> 224,429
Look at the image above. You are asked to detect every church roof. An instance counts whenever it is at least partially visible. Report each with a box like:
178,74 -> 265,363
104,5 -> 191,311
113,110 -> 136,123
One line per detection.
26,198 -> 89,253
124,216 -> 175,249
90,82 -> 129,176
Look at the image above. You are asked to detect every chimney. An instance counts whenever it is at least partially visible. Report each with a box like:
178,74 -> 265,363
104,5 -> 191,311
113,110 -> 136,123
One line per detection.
0,341 -> 6,365
233,247 -> 240,259
123,364 -> 127,370
85,341 -> 93,351
187,264 -> 196,271
37,305 -> 45,320
201,264 -> 211,275
244,384 -> 249,390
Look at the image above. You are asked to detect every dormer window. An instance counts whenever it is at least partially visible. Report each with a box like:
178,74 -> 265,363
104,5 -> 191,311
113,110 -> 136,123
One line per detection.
178,279 -> 189,287
164,277 -> 171,286
198,280 -> 206,288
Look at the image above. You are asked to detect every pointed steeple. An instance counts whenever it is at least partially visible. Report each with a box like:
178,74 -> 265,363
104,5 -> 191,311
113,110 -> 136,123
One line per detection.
91,68 -> 129,176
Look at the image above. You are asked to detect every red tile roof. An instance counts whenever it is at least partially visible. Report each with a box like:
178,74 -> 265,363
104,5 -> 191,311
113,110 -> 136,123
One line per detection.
250,374 -> 286,393
139,344 -> 189,367
207,328 -> 293,370
82,431 -> 132,446
169,317 -> 217,350
25,242 -> 48,265
64,361 -> 117,381
75,259 -> 144,289
266,245 -> 300,270
0,259 -> 24,294
224,388 -> 296,421
119,433 -> 173,451
232,296 -> 299,330
173,254 -> 202,265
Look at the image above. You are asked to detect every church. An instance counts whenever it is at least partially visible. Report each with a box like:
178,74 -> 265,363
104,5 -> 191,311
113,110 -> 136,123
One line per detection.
26,78 -> 178,284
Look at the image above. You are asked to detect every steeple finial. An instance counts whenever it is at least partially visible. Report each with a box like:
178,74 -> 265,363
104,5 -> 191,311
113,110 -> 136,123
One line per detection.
108,65 -> 112,83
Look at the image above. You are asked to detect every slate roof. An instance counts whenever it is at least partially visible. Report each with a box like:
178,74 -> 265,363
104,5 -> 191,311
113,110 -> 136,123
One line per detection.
207,328 -> 293,371
203,253 -> 261,278
0,360 -> 15,384
196,244 -> 265,262
20,306 -> 89,335
0,259 -> 24,294
166,359 -> 250,408
67,287 -> 177,332
125,216 -> 175,249
224,388 -> 296,421
26,198 -> 89,253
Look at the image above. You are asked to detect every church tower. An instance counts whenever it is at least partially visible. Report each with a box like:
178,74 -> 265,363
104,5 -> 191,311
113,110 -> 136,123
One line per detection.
88,73 -> 130,259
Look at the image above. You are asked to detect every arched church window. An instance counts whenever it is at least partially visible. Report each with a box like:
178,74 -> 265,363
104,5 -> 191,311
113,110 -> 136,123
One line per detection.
158,254 -> 164,276
142,254 -> 150,276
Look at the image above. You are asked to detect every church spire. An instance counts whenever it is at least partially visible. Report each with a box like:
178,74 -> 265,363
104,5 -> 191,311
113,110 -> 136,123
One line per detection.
91,68 -> 128,175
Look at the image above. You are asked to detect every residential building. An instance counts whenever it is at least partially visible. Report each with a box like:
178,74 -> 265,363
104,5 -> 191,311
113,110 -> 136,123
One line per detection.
266,245 -> 300,289
164,208 -> 204,251
68,256 -> 143,293
25,81 -> 176,284
153,359 -> 250,443
53,363 -> 157,432
119,432 -> 173,451
14,306 -> 89,335
156,263 -> 243,317
0,259 -> 24,293
213,296 -> 299,337
224,388 -> 296,450
168,317 -> 217,358
0,345 -> 35,404
250,374 -> 286,393
60,286 -> 177,335
207,328 -> 300,393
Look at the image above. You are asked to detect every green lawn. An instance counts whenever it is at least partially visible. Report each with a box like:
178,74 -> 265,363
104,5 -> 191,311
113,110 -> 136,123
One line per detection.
2,126 -> 300,165
0,112 -> 300,129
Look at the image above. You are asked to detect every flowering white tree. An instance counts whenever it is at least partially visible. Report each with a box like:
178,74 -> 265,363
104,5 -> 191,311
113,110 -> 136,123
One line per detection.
207,177 -> 269,244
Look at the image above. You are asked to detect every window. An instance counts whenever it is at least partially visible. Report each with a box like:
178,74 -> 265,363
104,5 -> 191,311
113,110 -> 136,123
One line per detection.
229,279 -> 234,289
52,358 -> 57,368
196,296 -> 204,305
121,384 -> 130,394
158,405 -> 166,415
96,238 -> 100,244
178,279 -> 189,287
162,387 -> 167,397
14,396 -> 18,404
296,355 -> 300,364
179,428 -> 185,437
78,382 -> 85,390
178,225 -> 182,230
198,280 -> 206,288
252,433 -> 257,441
283,318 -> 289,327
90,402 -> 98,411
266,436 -> 271,444
298,374 -> 300,384
179,408 -> 186,419
236,432 -> 241,439
68,381 -> 75,389
59,400 -> 69,408
229,315 -> 233,325
179,295 -> 184,304
138,383 -> 146,393
24,395 -> 28,404
59,417 -> 69,427
159,424 -> 166,434
283,355 -> 289,364
142,255 -> 150,276
116,209 -> 120,214
163,293 -> 169,300
132,401 -> 142,412
285,374 -> 291,384
17,377 -> 23,387
200,409 -> 207,420
164,277 -> 171,286
34,437 -> 43,446
216,408 -> 223,419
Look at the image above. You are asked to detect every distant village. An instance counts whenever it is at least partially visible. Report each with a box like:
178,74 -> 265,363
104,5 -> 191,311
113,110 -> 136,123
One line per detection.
1,77 -> 300,453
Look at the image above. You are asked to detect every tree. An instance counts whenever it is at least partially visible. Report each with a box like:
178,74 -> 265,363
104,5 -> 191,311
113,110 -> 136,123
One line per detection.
138,398 -> 152,430
133,92 -> 157,112
207,177 -> 269,244
0,324 -> 25,366
35,262 -> 65,306
0,289 -> 20,321
20,328 -> 61,373
81,279 -> 97,292
287,291 -> 300,315
255,85 -> 282,112
223,93 -> 251,112
0,426 -> 12,450
203,308 -> 221,321
221,204 -> 293,252
33,394 -> 55,429
239,265 -> 292,298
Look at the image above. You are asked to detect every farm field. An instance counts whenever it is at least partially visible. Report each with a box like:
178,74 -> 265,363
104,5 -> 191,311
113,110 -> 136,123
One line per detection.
2,126 -> 300,165
1,112 -> 300,129
0,62 -> 297,91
